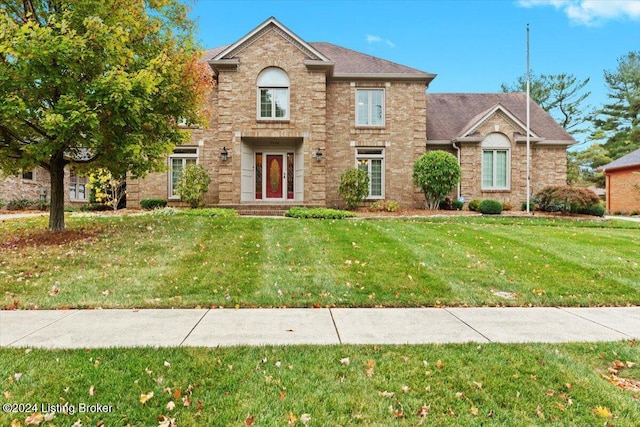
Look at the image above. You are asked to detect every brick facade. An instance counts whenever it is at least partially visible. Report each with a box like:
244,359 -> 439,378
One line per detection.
604,167 -> 640,214
0,167 -> 89,207
127,18 -> 574,210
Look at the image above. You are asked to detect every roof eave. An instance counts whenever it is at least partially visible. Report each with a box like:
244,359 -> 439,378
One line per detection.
332,72 -> 436,83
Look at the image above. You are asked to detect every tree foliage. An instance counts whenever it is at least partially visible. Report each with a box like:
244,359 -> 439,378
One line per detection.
86,168 -> 125,211
338,168 -> 370,209
412,151 -> 461,210
176,164 -> 211,208
0,0 -> 212,230
590,51 -> 640,160
501,72 -> 591,136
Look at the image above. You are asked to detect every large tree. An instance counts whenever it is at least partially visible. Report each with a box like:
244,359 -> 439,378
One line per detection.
590,51 -> 640,160
0,0 -> 211,230
501,72 -> 591,136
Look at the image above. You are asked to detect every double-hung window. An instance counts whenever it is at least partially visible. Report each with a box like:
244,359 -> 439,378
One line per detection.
69,173 -> 88,201
169,147 -> 198,199
481,133 -> 511,190
356,148 -> 385,199
257,67 -> 289,120
356,89 -> 384,126
21,170 -> 35,181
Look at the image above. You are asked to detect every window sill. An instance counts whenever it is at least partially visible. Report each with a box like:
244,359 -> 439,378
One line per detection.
257,119 -> 290,124
481,188 -> 511,193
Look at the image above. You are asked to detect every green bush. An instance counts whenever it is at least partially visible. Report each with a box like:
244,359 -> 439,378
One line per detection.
479,199 -> 503,215
521,200 -> 535,212
79,202 -> 112,212
468,199 -> 482,212
6,199 -> 43,210
176,164 -> 211,208
577,204 -> 605,217
140,198 -> 168,210
370,200 -> 399,212
285,207 -> 356,219
413,151 -> 461,210
338,168 -> 370,209
451,199 -> 464,210
533,186 -> 601,214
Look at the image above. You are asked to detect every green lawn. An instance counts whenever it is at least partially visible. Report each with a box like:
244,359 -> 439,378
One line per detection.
2,212 -> 639,309
1,341 -> 638,426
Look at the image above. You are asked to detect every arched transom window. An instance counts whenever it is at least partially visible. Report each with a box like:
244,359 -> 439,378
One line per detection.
481,133 -> 511,190
257,67 -> 289,120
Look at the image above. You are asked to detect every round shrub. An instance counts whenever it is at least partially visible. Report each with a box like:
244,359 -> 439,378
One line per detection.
479,199 -> 503,215
140,198 -> 168,210
521,200 -> 535,212
468,199 -> 482,212
338,168 -> 370,209
176,164 -> 211,208
412,151 -> 461,210
502,201 -> 513,211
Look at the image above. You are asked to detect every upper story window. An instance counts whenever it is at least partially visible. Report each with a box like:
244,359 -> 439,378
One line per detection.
356,89 -> 384,127
257,67 -> 289,120
481,133 -> 511,190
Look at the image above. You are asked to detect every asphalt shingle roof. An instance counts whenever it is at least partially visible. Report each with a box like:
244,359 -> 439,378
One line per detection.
425,93 -> 574,142
599,148 -> 640,171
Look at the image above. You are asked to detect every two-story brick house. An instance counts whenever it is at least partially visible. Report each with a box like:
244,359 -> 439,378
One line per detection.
127,17 -> 575,210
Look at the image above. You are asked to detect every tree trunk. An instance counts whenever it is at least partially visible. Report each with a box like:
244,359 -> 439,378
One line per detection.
49,151 -> 66,231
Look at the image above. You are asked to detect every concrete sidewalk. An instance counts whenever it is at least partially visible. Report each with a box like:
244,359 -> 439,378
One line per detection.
1,307 -> 639,349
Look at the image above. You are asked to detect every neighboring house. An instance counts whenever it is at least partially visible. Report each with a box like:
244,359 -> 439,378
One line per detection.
23,16 -> 569,210
597,148 -> 640,214
0,167 -> 89,207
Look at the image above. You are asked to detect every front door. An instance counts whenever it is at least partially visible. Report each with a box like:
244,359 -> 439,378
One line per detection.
265,154 -> 284,199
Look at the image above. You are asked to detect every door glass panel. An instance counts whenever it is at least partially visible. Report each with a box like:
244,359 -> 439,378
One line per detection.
255,153 -> 262,199
287,152 -> 294,199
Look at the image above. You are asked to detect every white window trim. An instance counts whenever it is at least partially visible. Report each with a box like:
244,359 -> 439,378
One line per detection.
21,169 -> 36,182
168,148 -> 198,199
481,149 -> 511,191
256,68 -> 290,121
355,148 -> 385,199
355,88 -> 385,127
69,173 -> 88,201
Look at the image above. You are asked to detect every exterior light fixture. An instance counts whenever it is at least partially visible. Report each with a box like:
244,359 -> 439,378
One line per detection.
221,146 -> 228,161
315,148 -> 323,162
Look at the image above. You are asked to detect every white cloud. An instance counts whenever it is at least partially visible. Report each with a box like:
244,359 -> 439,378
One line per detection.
366,34 -> 395,47
517,0 -> 640,25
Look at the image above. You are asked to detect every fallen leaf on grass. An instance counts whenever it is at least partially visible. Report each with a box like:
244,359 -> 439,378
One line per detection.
535,405 -> 544,420
339,357 -> 350,366
244,415 -> 255,426
24,413 -> 44,425
593,406 -> 613,418
300,413 -> 311,425
140,391 -> 154,404
378,390 -> 394,398
157,416 -> 177,427
166,401 -> 175,411
89,385 -> 95,396
11,420 -> 21,427
365,360 -> 376,377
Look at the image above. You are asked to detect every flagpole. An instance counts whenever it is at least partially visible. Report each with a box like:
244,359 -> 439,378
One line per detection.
526,24 -> 531,214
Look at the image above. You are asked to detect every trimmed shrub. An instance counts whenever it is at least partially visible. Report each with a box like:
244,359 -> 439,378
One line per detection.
369,200 -> 399,212
438,198 -> 463,211
5,199 -> 47,210
468,199 -> 482,212
338,168 -> 370,209
176,164 -> 211,208
533,186 -> 601,215
79,202 -> 112,212
285,207 -> 356,219
140,198 -> 168,210
479,199 -> 503,215
521,200 -> 535,212
451,199 -> 464,211
412,151 -> 461,210
502,201 -> 513,211
578,204 -> 605,217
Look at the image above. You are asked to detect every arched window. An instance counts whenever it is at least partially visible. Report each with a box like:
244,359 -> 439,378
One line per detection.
481,133 -> 511,190
257,67 -> 289,120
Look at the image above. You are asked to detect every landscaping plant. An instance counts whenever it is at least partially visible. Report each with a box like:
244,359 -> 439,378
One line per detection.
176,164 -> 211,208
413,151 -> 461,210
533,186 -> 602,215
338,168 -> 370,209
479,199 -> 503,215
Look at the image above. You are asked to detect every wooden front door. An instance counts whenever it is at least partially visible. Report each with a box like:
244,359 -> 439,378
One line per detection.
265,154 -> 284,199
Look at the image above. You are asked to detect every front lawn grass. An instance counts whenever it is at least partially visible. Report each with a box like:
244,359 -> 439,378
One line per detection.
1,341 -> 638,426
2,213 -> 639,309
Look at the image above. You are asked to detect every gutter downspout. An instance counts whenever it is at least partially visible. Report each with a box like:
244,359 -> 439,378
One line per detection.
452,141 -> 461,200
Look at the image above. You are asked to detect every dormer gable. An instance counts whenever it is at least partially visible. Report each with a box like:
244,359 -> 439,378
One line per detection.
208,16 -> 334,75
456,103 -> 540,141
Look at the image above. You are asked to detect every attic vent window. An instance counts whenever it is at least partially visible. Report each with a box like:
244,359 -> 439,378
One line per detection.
257,67 -> 289,120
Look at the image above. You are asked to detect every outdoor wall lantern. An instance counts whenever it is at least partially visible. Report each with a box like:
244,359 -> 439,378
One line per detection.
315,148 -> 323,162
221,146 -> 229,161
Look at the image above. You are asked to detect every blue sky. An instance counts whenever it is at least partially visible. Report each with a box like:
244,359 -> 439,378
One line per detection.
189,0 -> 640,144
